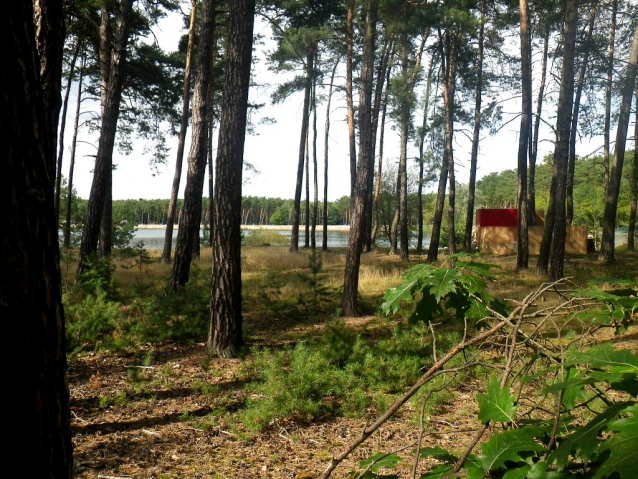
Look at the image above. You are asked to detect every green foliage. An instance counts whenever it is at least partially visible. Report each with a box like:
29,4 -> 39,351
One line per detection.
477,378 -> 517,424
242,229 -> 289,246
65,290 -> 128,353
352,262 -> 638,479
381,253 -> 508,325
238,324 -> 446,430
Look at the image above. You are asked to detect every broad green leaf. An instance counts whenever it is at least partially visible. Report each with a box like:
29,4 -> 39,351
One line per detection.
549,401 -> 634,468
588,277 -> 635,287
409,292 -> 444,324
359,453 -> 401,472
381,281 -> 419,315
591,405 -> 638,479
419,465 -> 453,479
567,345 -> 638,376
477,378 -> 517,424
458,274 -> 488,296
477,427 -> 545,472
413,446 -> 457,464
526,462 -> 566,478
428,268 -> 462,302
542,369 -> 591,410
503,466 -> 530,479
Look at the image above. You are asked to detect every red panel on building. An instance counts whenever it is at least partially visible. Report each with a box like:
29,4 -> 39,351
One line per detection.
476,209 -> 518,227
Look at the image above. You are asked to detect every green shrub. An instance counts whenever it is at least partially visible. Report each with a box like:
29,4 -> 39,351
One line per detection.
242,229 -> 288,247
64,290 -> 129,353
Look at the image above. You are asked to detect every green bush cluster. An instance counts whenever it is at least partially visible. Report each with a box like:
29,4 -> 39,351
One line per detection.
238,323 -> 459,430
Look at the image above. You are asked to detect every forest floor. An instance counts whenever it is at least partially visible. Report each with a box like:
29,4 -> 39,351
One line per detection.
69,249 -> 638,479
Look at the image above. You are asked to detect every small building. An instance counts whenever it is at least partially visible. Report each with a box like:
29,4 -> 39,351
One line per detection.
476,208 -> 587,256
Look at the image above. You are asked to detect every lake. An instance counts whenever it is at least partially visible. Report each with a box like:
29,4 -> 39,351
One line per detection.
131,227 -> 432,250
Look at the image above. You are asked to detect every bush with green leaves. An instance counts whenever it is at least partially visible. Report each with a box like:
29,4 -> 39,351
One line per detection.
237,321 -> 460,431
337,256 -> 638,479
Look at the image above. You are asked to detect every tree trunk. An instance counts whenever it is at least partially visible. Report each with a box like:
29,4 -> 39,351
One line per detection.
304,124 -> 310,248
168,0 -> 217,290
464,0 -> 485,252
33,0 -> 65,178
99,174 -> 113,256
207,0 -> 255,358
64,57 -> 85,249
312,76 -> 318,253
428,27 -> 457,263
77,0 -> 134,278
290,51 -> 313,252
342,0 -> 378,316
599,19 -> 638,264
416,60 -> 435,254
627,86 -> 638,253
538,0 -> 578,280
366,37 -> 393,252
567,8 -> 596,226
323,58 -> 340,251
528,27 -> 550,225
346,0 -> 356,198
2,2 -> 71,476
371,74 -> 391,246
603,0 -> 617,193
516,0 -> 531,271
55,39 -> 80,222
208,118 -> 215,247
163,0 -> 198,263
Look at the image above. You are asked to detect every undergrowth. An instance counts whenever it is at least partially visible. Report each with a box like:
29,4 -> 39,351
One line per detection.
237,322 -> 465,430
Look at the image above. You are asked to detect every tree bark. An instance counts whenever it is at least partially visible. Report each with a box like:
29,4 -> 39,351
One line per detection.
371,73 -> 391,246
163,0 -> 198,263
516,0 -> 531,271
599,19 -> 638,264
305,123 -> 310,248
342,0 -> 378,316
207,0 -> 255,358
290,50 -> 314,252
77,0 -> 134,278
464,0 -> 485,252
168,0 -> 217,290
2,2 -> 72,476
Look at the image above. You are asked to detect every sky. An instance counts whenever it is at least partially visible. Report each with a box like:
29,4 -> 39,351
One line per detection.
63,7 -> 615,203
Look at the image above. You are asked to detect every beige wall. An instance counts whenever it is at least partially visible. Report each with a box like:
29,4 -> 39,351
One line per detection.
479,226 -> 587,255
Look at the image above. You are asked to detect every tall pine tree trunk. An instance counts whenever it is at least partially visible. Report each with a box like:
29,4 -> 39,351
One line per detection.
417,60 -> 435,254
77,0 -> 134,277
342,0 -> 378,316
55,39 -> 80,221
207,0 -> 255,357
464,0 -> 485,252
163,0 -> 198,263
528,28 -> 550,225
290,50 -> 313,252
538,0 -> 578,280
64,57 -> 85,248
603,0 -> 617,193
346,0 -> 356,198
168,0 -> 217,290
627,87 -> 638,253
323,58 -> 339,251
516,0 -> 531,271
599,19 -> 638,263
567,8 -> 595,226
3,2 -> 72,475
